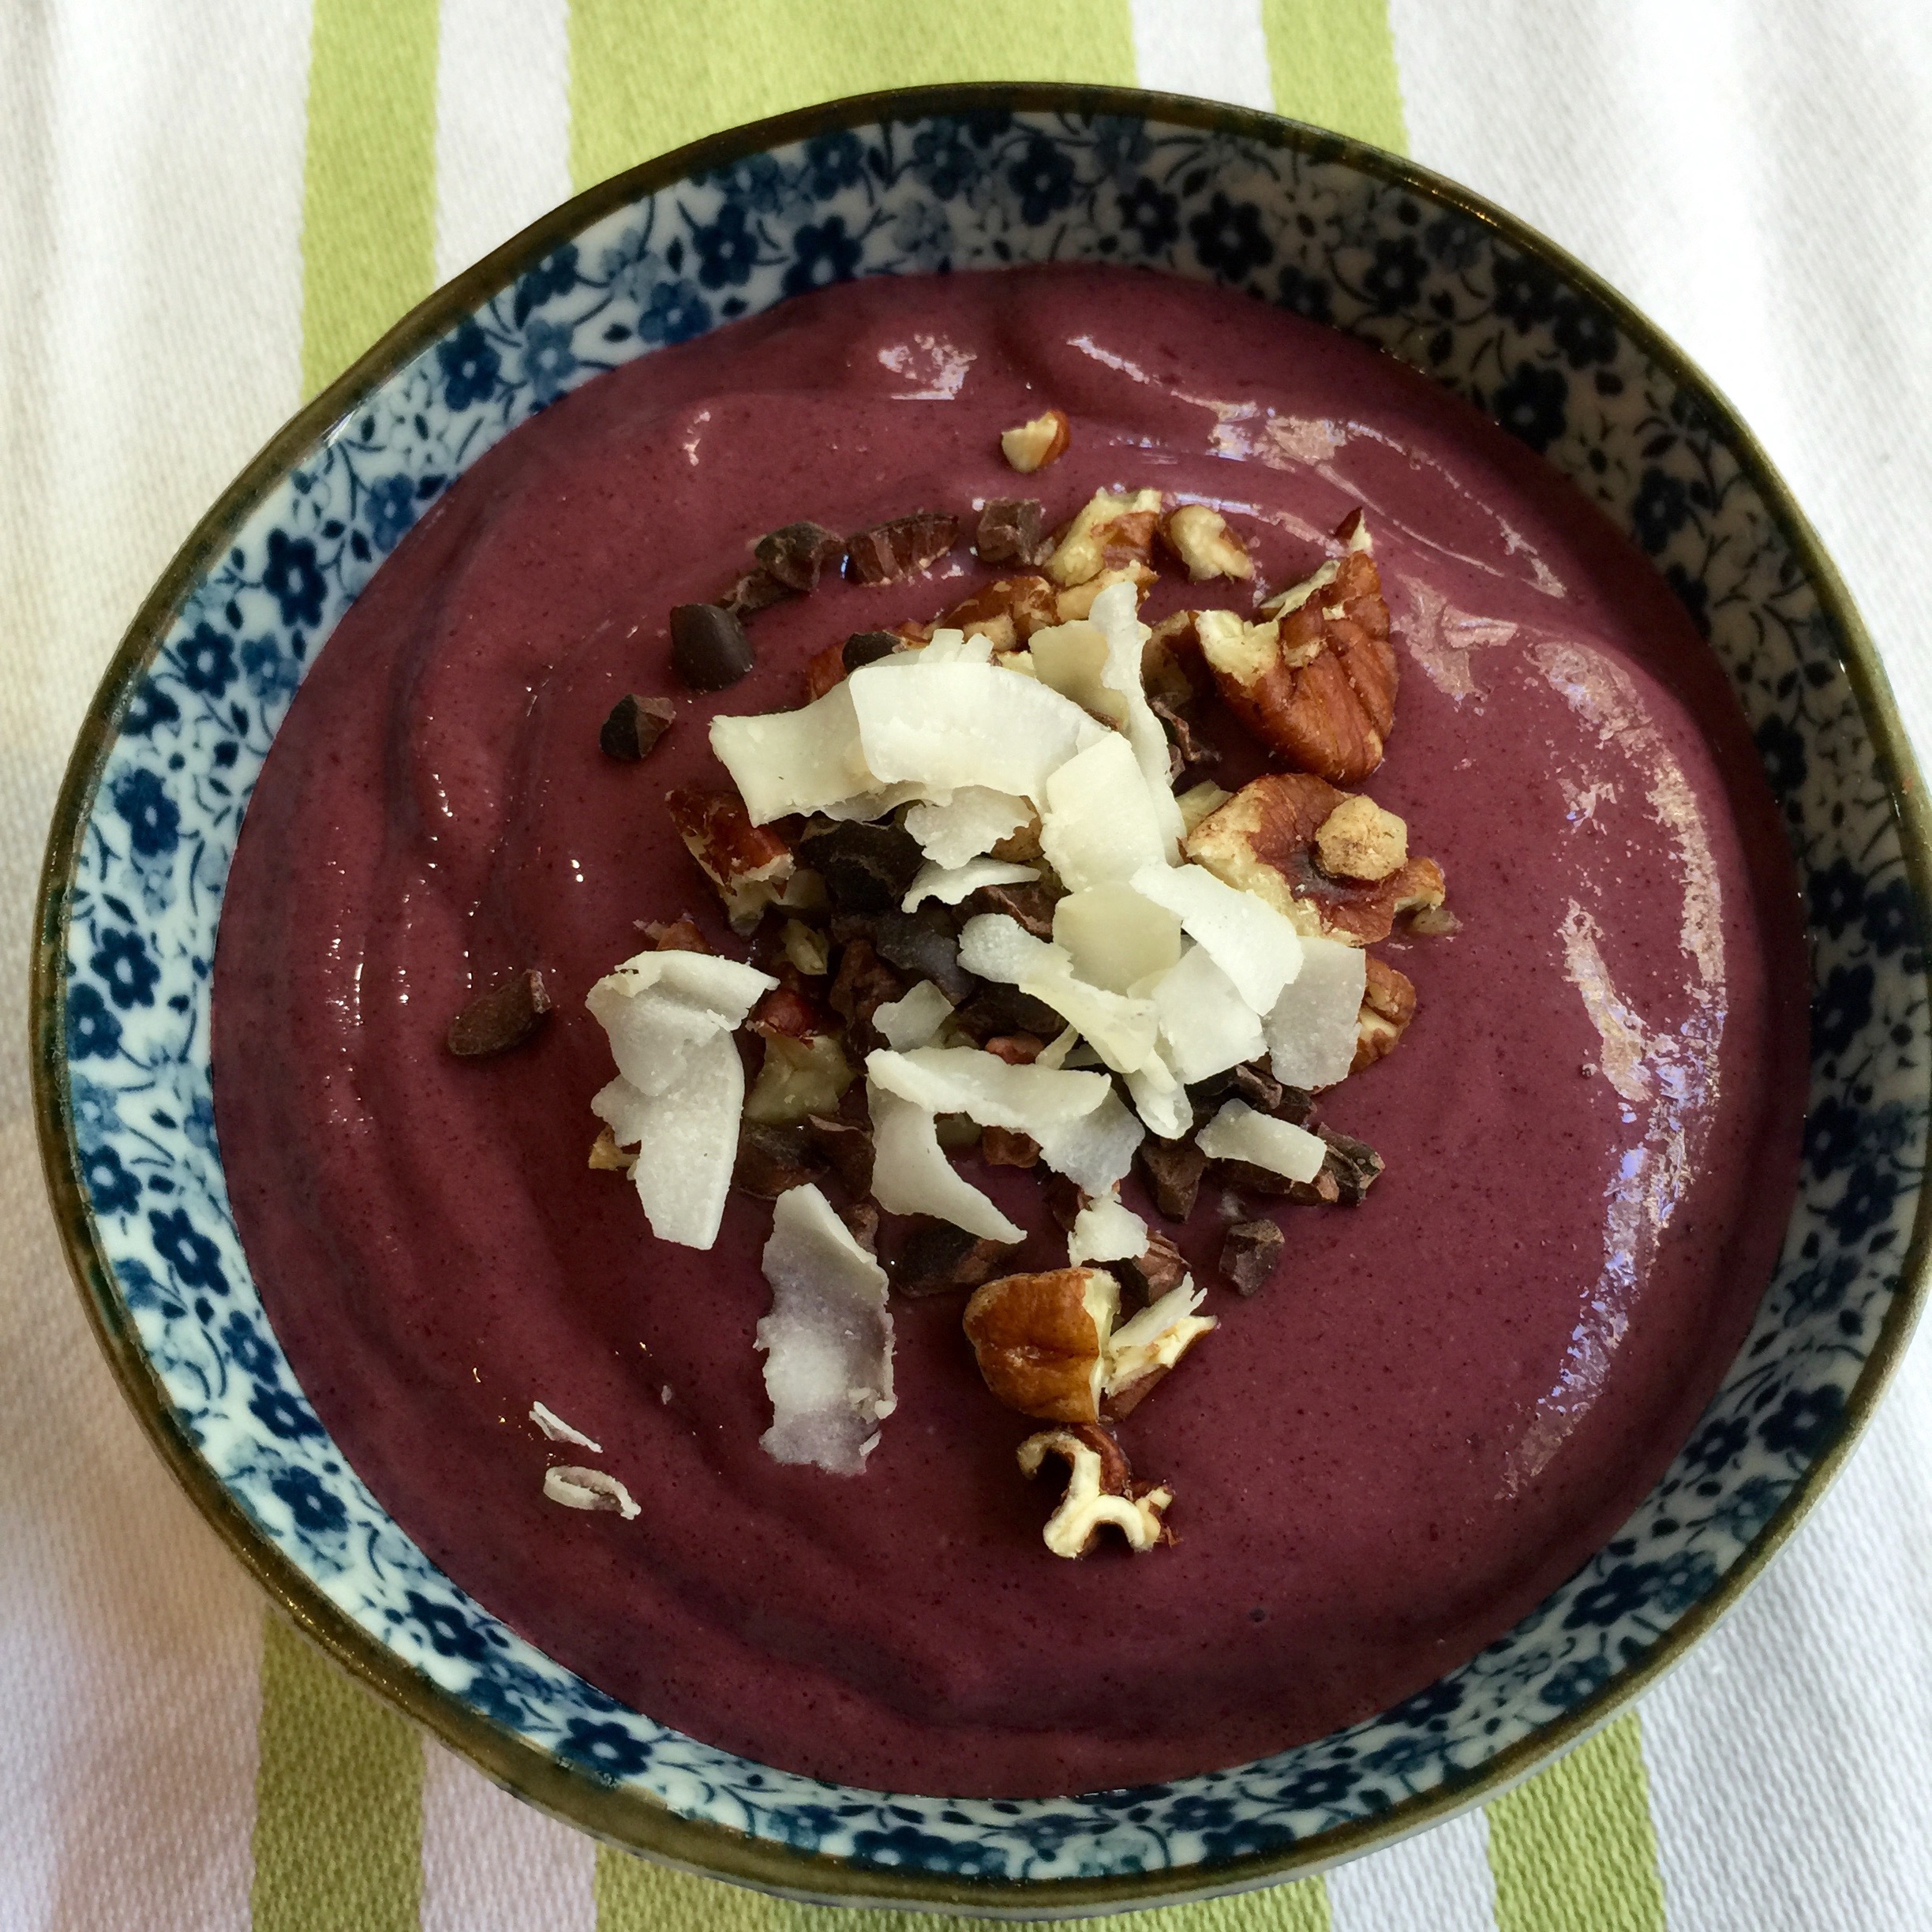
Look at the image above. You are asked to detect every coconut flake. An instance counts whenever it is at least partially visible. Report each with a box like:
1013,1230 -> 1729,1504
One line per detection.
1129,862 -> 1303,1015
587,949 -> 774,1091
756,1183 -> 895,1476
1088,579 -> 1186,860
1264,936 -> 1368,1090
957,911 -> 1067,986
543,1465 -> 640,1519
591,1028 -> 746,1249
866,1046 -> 1111,1133
904,786 -> 1033,868
1153,943 -> 1268,1084
1068,1191 -> 1149,1267
1028,620 -> 1127,728
1195,1099 -> 1326,1184
868,1086 -> 1024,1242
1039,732 -> 1169,892
530,1402 -> 601,1452
1053,880 -> 1183,994
1123,1053 -> 1194,1141
848,659 -> 1106,804
901,856 -> 1039,911
872,979 -> 956,1050
709,682 -> 875,825
1034,1088 -> 1145,1194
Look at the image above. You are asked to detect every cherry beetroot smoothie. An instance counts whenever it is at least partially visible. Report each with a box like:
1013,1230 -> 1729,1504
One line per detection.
211,265 -> 1806,1796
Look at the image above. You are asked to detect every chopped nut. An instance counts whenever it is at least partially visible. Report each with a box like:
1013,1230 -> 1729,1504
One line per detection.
844,629 -> 903,672
802,639 -> 848,702
543,1465 -> 641,1519
1315,794 -> 1408,882
447,968 -> 551,1058
744,1032 -> 855,1126
1016,1425 -> 1173,1558
1161,504 -> 1254,582
1053,561 -> 1157,623
1144,611 -> 1203,702
754,520 -> 844,592
1354,955 -> 1417,1072
983,1125 -> 1041,1168
1103,1285 -> 1215,1417
670,602 -> 757,690
974,498 -> 1050,567
733,1119 -> 826,1196
641,914 -> 713,953
1196,511 -> 1397,781
1116,1230 -> 1189,1306
1138,1136 -> 1208,1220
1177,779 -> 1231,835
805,1111 -> 875,1195
666,786 -> 796,934
781,919 -> 830,976
964,1267 -> 1119,1422
1221,1219 -> 1283,1294
845,511 -> 960,584
798,820 -> 926,915
1407,904 -> 1462,937
600,692 -> 676,761
941,572 -> 1058,641
1044,489 -> 1163,588
748,980 -> 833,1043
893,1219 -> 1020,1297
588,1125 -> 635,1171
999,408 -> 1071,474
1185,773 -> 1446,945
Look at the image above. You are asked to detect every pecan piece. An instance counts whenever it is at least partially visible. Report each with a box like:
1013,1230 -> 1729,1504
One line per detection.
665,785 -> 795,934
447,968 -> 550,1058
639,913 -> 713,954
1185,773 -> 1446,945
1016,1425 -> 1174,1557
845,511 -> 959,584
939,571 -> 1058,645
964,1267 -> 1119,1423
1160,504 -> 1253,582
1196,510 -> 1397,781
1043,489 -> 1163,588
1354,956 -> 1417,1072
999,408 -> 1070,474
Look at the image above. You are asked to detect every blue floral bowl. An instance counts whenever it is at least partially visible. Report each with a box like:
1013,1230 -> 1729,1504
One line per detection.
32,84 -> 1932,1915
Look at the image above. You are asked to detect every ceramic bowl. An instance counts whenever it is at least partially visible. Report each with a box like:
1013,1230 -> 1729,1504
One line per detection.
32,84 -> 1932,1916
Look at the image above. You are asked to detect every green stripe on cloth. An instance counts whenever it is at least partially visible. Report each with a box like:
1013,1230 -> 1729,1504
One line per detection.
595,1844 -> 1331,1930
299,0 -> 441,398
567,0 -> 1136,192
251,1616 -> 424,1932
1487,1713 -> 1669,1932
1261,0 -> 1407,152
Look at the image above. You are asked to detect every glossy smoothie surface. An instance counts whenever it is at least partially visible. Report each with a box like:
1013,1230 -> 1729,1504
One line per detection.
212,266 -> 1807,1796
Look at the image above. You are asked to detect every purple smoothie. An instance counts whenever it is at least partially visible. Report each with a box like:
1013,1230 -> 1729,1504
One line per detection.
211,265 -> 1807,1796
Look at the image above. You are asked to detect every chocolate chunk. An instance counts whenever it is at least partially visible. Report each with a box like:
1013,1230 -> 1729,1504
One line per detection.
952,983 -> 1064,1046
974,497 -> 1047,566
1138,1136 -> 1207,1220
670,603 -> 756,690
732,1121 -> 825,1198
1221,1219 -> 1284,1295
754,520 -> 846,592
1151,695 -> 1219,779
843,630 -> 901,672
963,879 -> 1060,939
1117,1230 -> 1189,1308
982,1125 -> 1040,1169
805,1111 -> 875,1196
639,914 -> 712,953
871,908 -> 975,1002
447,968 -> 552,1058
840,1200 -> 881,1253
891,1219 -> 1019,1297
717,568 -> 792,619
1319,1127 -> 1386,1205
798,821 -> 926,915
844,511 -> 960,585
600,692 -> 676,761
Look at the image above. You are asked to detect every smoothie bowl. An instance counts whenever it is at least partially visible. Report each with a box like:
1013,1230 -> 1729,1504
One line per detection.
32,84 -> 1932,1913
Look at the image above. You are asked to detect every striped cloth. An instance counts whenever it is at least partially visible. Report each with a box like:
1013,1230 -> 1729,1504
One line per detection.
6,2 -> 1932,1927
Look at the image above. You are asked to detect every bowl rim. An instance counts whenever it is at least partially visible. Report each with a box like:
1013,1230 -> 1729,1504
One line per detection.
29,79 -> 1932,1915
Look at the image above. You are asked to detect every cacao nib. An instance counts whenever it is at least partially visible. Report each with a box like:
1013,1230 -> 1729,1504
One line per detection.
1043,1171 -> 1084,1232
1138,1136 -> 1207,1220
842,630 -> 901,672
732,1121 -> 824,1198
1151,694 -> 1219,776
963,878 -> 1059,938
798,821 -> 925,915
447,968 -> 551,1058
973,496 -> 1048,566
982,1125 -> 1040,1168
890,1219 -> 1019,1297
840,1200 -> 881,1252
599,693 -> 676,761
1221,1219 -> 1284,1295
1319,1127 -> 1386,1205
952,983 -> 1064,1045
754,520 -> 845,592
1117,1230 -> 1189,1307
844,511 -> 960,585
871,908 -> 975,1002
717,568 -> 792,619
983,1032 -> 1045,1065
828,938 -> 907,1050
670,602 -> 756,689
1211,1158 -> 1341,1205
805,1111 -> 875,1196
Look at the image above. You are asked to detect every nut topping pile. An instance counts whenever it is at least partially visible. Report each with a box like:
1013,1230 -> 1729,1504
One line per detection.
547,411 -> 1453,1558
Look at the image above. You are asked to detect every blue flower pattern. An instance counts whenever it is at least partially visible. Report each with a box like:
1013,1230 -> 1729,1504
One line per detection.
53,109 -> 1927,1884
